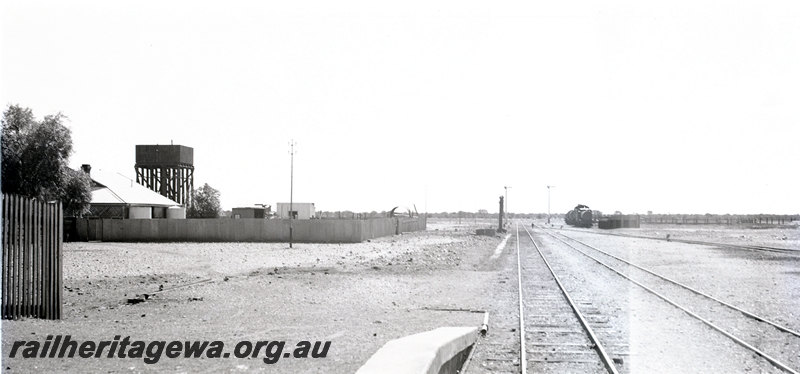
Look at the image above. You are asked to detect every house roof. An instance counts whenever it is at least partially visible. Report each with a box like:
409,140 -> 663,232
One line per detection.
90,170 -> 180,207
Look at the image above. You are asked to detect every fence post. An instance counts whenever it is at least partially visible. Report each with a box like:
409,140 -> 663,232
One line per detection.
15,194 -> 22,318
2,194 -> 8,318
33,200 -> 39,317
24,197 -> 31,317
47,202 -> 54,319
56,202 -> 63,319
1,194 -> 62,320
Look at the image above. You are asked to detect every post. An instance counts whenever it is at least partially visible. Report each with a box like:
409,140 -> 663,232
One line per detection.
288,140 -> 297,248
498,196 -> 504,232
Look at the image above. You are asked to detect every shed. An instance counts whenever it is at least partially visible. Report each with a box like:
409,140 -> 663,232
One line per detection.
276,202 -> 315,219
232,206 -> 270,219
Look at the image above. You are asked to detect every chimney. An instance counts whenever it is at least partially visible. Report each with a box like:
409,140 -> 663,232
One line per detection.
81,164 -> 91,176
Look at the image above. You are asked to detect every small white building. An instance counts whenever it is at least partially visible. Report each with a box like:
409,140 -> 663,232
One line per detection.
276,202 -> 315,219
86,169 -> 182,219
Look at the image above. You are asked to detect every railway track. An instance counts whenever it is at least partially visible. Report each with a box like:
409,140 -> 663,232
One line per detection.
539,227 -> 800,374
559,227 -> 800,255
516,224 -> 620,373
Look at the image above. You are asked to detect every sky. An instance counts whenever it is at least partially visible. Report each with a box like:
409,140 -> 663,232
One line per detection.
2,0 -> 798,215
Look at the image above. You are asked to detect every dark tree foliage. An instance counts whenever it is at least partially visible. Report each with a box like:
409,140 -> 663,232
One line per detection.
187,183 -> 221,218
1,105 -> 91,216
60,168 -> 93,216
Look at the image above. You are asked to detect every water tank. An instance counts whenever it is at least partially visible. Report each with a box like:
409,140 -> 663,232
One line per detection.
129,206 -> 152,219
167,206 -> 186,219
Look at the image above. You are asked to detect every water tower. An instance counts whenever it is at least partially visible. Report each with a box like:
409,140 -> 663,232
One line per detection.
134,145 -> 194,206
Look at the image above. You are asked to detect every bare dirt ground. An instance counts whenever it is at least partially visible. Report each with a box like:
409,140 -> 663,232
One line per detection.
593,222 -> 800,250
533,228 -> 791,373
1,219 -> 508,373
560,225 -> 800,328
536,218 -> 800,372
4,218 -> 797,373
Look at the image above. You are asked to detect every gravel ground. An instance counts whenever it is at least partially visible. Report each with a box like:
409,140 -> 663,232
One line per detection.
1,219 -> 505,373
531,227 -> 784,373
468,221 -> 797,373
467,231 -> 521,374
559,226 -> 800,334
578,222 -> 800,251
551,225 -> 800,371
5,218 -> 795,373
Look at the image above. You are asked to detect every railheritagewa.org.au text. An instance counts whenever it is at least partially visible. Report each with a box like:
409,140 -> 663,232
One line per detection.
8,335 -> 331,364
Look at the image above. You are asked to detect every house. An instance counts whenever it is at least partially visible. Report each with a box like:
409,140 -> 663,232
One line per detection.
83,166 -> 183,219
276,202 -> 315,219
231,205 -> 271,219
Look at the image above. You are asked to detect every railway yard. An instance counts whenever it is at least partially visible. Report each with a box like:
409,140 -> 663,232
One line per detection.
1,218 -> 798,373
4,1 -> 799,373
473,220 -> 800,373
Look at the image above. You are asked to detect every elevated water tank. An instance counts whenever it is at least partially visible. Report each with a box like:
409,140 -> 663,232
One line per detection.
167,206 -> 186,219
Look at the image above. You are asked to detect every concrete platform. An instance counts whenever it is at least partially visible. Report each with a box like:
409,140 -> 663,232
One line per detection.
356,326 -> 478,374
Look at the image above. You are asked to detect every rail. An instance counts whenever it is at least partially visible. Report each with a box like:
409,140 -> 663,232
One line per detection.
520,225 -> 619,374
540,227 -> 799,374
515,224 -> 527,374
549,230 -> 800,338
559,227 -> 799,255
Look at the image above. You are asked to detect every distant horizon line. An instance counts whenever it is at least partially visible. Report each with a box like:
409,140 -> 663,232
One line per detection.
222,209 -> 799,217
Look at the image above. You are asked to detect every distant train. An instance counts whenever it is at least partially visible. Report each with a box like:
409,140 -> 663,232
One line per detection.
565,204 -> 593,228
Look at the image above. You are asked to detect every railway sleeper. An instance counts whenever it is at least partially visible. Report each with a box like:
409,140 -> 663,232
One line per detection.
529,359 -> 602,363
527,329 -> 592,334
528,350 -> 602,356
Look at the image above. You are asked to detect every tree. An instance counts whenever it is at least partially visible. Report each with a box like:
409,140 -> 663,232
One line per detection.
60,168 -> 93,216
187,183 -> 221,218
1,105 -> 91,216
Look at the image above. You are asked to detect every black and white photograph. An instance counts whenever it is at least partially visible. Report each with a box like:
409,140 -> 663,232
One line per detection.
1,0 -> 798,372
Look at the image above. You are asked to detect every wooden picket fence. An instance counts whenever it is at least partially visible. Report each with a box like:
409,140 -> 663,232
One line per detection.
2,194 -> 63,319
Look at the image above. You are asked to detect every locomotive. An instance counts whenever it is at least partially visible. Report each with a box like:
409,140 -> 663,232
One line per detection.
565,204 -> 593,228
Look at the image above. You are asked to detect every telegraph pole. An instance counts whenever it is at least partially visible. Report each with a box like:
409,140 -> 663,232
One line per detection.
289,140 -> 297,248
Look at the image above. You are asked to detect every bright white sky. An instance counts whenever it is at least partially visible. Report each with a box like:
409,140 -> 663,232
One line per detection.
2,1 -> 798,215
